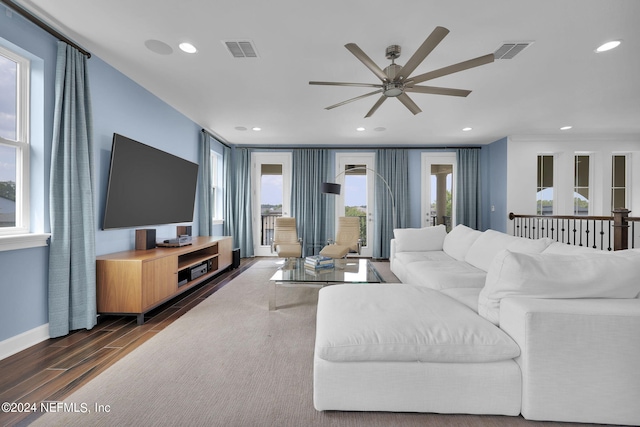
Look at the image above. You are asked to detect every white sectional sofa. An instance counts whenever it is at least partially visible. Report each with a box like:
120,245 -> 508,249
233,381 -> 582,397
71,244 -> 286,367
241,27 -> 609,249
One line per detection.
313,224 -> 640,426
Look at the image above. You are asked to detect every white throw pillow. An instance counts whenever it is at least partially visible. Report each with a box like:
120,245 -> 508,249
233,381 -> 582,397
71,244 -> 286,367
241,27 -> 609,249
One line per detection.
478,249 -> 640,325
393,224 -> 446,252
465,230 -> 553,272
442,224 -> 482,261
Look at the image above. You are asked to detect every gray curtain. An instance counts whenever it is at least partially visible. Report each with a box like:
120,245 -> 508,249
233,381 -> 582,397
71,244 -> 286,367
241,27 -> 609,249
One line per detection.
48,42 -> 96,338
375,149 -> 409,258
291,149 -> 333,257
456,148 -> 480,229
198,132 -> 213,236
224,148 -> 254,257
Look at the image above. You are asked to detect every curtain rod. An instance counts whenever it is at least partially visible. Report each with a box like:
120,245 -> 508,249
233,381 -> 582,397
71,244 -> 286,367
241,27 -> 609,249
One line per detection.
201,129 -> 231,149
1,0 -> 91,57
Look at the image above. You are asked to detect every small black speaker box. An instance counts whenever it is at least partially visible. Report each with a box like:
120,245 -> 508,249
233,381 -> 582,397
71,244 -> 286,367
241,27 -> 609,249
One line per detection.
232,248 -> 240,269
177,225 -> 192,237
135,229 -> 156,250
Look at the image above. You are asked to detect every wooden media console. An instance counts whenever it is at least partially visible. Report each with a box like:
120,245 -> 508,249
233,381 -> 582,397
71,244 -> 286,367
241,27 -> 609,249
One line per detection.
96,236 -> 233,324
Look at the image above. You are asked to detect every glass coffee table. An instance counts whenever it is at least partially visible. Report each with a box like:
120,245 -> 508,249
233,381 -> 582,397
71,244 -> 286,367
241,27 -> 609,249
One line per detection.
269,258 -> 384,310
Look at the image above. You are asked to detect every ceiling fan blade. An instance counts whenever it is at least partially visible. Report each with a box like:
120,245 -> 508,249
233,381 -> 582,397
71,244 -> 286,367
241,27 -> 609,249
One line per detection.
409,53 -> 495,84
309,81 -> 383,88
325,89 -> 383,110
345,43 -> 388,82
397,93 -> 422,115
404,85 -> 471,97
396,26 -> 449,81
364,96 -> 387,118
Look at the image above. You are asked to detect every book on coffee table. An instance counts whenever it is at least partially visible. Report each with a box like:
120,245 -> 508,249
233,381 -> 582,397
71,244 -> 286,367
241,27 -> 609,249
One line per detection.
304,255 -> 334,269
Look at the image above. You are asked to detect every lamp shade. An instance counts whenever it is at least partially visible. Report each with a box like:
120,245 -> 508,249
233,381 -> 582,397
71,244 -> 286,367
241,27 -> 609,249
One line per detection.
321,182 -> 341,195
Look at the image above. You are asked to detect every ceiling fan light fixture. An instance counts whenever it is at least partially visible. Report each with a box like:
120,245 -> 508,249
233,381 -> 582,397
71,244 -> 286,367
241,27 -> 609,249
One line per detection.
383,82 -> 404,97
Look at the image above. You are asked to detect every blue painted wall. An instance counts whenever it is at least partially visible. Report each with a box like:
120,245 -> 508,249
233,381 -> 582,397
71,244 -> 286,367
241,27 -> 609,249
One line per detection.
90,56 -> 203,255
0,6 -> 208,342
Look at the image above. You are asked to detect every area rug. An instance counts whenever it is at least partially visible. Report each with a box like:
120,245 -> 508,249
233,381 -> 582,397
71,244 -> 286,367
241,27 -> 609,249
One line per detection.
30,260 -> 588,427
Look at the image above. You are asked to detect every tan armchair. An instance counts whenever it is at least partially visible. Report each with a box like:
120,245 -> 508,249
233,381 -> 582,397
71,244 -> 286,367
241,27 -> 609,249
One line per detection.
320,216 -> 362,259
271,217 -> 302,258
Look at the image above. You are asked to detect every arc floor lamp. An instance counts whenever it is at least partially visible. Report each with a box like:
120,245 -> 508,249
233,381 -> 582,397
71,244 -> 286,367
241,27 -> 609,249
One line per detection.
321,166 -> 397,229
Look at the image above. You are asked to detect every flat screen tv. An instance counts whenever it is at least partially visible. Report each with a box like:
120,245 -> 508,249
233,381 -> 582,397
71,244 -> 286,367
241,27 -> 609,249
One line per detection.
102,133 -> 199,230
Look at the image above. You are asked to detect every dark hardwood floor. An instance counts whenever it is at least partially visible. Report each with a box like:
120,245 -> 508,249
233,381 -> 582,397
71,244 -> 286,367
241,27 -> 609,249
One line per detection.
0,257 -> 258,427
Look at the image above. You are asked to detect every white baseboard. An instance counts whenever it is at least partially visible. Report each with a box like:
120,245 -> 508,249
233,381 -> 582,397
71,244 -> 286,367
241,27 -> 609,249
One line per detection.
0,324 -> 50,361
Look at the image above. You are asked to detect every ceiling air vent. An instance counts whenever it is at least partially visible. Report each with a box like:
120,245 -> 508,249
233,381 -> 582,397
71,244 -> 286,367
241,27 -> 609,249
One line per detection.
494,42 -> 533,59
223,40 -> 258,58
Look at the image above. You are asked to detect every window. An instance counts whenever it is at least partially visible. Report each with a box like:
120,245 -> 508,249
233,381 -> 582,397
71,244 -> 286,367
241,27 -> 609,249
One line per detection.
573,155 -> 590,215
611,155 -> 627,210
210,151 -> 223,222
0,45 -> 30,234
536,155 -> 553,215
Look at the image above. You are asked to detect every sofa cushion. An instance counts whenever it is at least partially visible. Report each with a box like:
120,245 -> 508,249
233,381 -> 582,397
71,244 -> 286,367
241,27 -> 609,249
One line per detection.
404,260 -> 486,290
478,249 -> 640,325
393,251 -> 455,266
442,224 -> 483,261
393,224 -> 446,252
465,230 -> 553,272
315,284 -> 520,363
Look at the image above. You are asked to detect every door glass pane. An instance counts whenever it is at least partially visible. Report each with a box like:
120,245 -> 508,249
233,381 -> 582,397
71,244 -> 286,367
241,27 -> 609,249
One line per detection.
611,155 -> 626,210
430,164 -> 453,231
0,54 -> 18,141
612,189 -> 626,210
574,156 -> 589,215
260,164 -> 282,246
344,165 -> 367,246
0,144 -> 16,227
536,155 -> 553,215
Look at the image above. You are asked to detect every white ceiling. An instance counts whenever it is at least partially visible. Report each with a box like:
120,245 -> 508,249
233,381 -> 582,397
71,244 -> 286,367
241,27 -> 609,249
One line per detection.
15,0 -> 640,147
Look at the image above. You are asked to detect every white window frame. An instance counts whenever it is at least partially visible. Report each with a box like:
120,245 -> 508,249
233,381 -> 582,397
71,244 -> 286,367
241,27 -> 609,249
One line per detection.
0,45 -> 30,237
536,153 -> 556,216
573,152 -> 593,216
210,150 -> 223,224
611,153 -> 630,211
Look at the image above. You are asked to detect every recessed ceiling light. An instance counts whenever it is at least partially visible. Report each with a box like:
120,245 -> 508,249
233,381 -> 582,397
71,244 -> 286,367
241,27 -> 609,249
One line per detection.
356,127 -> 365,132
560,125 -> 573,130
374,127 -> 386,132
252,127 -> 261,131
462,127 -> 472,132
595,40 -> 621,53
235,126 -> 247,131
179,42 -> 197,53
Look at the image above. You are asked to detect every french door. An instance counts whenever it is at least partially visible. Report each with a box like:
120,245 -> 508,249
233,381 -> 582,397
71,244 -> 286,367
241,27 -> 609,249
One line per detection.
252,152 -> 292,256
335,153 -> 375,257
421,152 -> 457,231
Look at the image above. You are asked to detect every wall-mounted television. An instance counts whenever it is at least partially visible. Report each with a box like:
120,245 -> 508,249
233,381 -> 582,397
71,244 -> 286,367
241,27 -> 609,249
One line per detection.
102,133 -> 199,230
